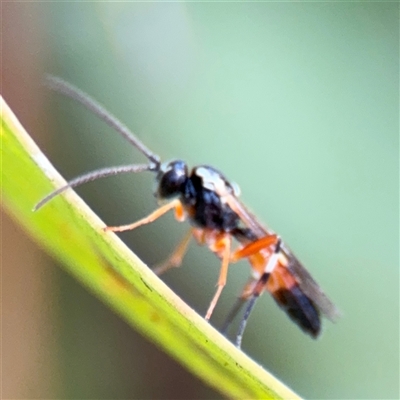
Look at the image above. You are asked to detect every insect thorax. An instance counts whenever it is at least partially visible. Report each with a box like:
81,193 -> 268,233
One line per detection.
154,161 -> 242,232
182,165 -> 242,232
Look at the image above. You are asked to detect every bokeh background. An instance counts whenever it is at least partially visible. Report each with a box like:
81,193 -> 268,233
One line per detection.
2,3 -> 398,399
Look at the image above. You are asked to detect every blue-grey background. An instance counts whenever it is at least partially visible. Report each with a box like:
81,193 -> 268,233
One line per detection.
3,3 -> 398,399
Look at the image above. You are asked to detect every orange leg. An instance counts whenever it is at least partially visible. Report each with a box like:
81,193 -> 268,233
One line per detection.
230,234 -> 278,262
239,277 -> 259,300
205,234 -> 231,320
104,199 -> 181,232
153,229 -> 193,276
234,238 -> 282,347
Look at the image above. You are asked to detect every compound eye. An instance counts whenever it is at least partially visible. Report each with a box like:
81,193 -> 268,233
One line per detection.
156,160 -> 188,199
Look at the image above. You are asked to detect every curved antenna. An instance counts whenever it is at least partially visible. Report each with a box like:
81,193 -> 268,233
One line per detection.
34,164 -> 153,211
44,75 -> 161,167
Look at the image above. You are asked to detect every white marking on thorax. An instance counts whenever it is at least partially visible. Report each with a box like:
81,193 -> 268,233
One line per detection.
196,166 -> 240,198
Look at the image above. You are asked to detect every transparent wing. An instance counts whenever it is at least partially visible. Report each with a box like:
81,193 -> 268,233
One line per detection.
226,195 -> 340,321
282,243 -> 341,322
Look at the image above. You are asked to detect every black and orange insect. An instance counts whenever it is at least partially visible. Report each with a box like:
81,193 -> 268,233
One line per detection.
36,76 -> 339,347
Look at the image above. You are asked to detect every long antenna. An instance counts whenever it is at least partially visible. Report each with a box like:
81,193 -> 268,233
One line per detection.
44,75 -> 161,167
34,164 -> 153,210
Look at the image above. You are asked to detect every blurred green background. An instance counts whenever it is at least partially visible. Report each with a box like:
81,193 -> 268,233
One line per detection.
2,3 -> 398,399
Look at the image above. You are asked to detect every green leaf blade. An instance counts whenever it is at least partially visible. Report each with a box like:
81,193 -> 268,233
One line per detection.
1,96 -> 301,400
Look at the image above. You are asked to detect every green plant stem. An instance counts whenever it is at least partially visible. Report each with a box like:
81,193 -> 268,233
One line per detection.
1,96 -> 301,400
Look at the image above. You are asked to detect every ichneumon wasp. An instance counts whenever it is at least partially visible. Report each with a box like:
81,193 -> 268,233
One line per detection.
35,76 -> 339,348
